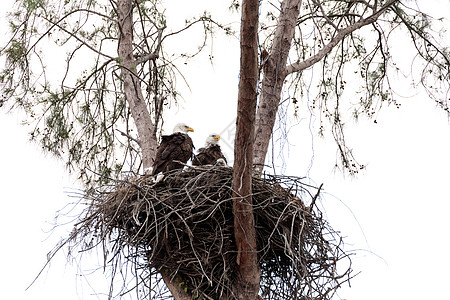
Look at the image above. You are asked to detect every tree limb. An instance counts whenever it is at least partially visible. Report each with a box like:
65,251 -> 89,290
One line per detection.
134,26 -> 165,65
40,14 -> 115,60
115,128 -> 141,146
283,0 -> 399,77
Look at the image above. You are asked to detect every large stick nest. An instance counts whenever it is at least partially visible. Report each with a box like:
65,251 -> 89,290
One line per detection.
68,166 -> 353,299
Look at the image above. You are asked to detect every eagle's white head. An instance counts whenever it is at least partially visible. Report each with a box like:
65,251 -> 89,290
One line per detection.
173,123 -> 194,134
205,134 -> 220,147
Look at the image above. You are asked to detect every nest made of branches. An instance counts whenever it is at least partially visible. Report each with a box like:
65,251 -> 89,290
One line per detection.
68,166 -> 353,299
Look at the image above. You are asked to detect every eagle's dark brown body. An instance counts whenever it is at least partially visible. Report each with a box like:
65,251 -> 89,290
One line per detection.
192,144 -> 227,166
152,132 -> 194,175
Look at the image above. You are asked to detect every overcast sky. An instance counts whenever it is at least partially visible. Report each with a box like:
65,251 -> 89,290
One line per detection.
1,1 -> 450,299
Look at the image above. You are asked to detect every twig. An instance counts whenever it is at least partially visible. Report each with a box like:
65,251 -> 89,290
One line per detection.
309,183 -> 323,212
115,128 -> 141,146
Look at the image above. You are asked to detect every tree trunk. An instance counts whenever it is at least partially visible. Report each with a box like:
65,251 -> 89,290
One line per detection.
117,1 -> 189,299
232,0 -> 261,299
253,0 -> 302,175
117,0 -> 157,170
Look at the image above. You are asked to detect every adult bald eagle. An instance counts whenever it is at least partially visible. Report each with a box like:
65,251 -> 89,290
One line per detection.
151,123 -> 194,175
192,134 -> 227,166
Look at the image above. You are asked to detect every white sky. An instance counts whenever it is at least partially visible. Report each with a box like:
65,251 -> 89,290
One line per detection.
1,0 -> 450,299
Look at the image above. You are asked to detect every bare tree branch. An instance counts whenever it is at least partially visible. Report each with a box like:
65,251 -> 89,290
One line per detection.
115,128 -> 141,146
284,0 -> 399,77
39,13 -> 115,60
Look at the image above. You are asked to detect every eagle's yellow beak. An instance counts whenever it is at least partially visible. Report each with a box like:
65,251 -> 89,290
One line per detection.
214,135 -> 221,141
186,127 -> 194,132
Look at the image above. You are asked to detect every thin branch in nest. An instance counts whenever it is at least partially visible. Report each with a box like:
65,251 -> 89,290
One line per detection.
309,183 -> 323,212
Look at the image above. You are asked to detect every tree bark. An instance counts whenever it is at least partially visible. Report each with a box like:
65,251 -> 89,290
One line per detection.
117,1 -> 189,299
232,0 -> 261,299
117,0 -> 157,170
253,0 -> 302,175
160,272 -> 192,300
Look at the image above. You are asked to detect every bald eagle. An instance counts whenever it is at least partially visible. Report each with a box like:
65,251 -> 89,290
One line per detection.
151,123 -> 194,175
192,134 -> 227,166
